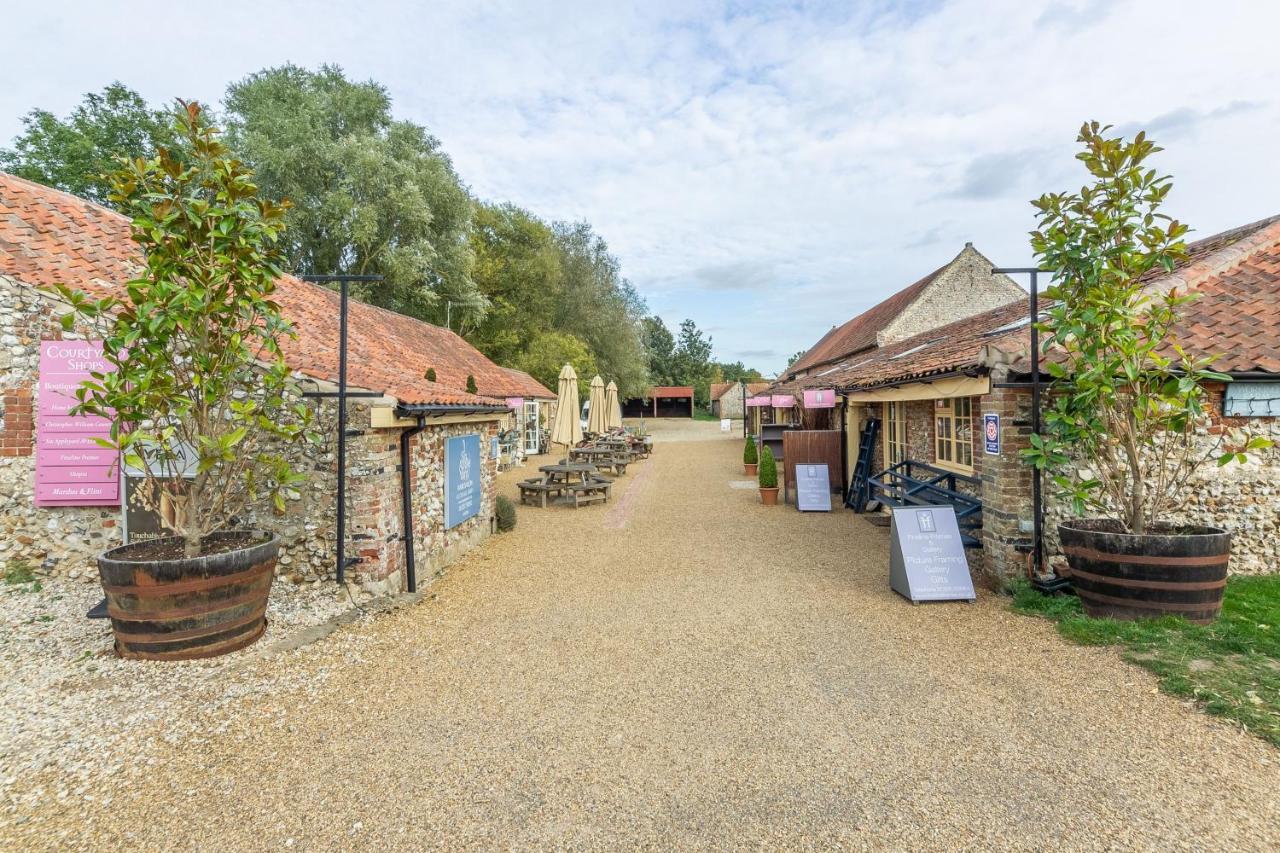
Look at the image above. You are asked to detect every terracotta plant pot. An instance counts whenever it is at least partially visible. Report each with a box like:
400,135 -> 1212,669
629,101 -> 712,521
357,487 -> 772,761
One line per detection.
744,463 -> 758,476
759,486 -> 779,506
96,530 -> 280,660
1058,520 -> 1230,624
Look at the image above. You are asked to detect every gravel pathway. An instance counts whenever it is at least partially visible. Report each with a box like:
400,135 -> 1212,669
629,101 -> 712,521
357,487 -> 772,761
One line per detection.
3,421 -> 1278,850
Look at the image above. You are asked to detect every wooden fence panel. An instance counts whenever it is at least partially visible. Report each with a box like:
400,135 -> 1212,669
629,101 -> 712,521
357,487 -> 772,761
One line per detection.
782,430 -> 842,502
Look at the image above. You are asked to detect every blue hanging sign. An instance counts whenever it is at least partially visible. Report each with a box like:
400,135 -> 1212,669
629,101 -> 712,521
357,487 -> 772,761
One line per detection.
983,413 -> 1000,455
445,434 -> 482,529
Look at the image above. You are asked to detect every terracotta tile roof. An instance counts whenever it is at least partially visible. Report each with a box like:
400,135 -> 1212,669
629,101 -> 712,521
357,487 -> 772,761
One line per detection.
499,367 -> 556,400
710,381 -> 769,400
786,264 -> 942,375
649,385 -> 693,397
0,171 -> 537,408
1163,230 -> 1280,374
834,216 -> 1280,390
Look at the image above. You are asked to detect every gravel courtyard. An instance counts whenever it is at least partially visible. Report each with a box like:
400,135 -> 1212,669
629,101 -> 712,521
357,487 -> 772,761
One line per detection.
3,419 -> 1278,850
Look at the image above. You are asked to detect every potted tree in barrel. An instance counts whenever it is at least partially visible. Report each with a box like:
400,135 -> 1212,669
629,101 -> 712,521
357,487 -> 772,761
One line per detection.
758,445 -> 779,506
743,436 -> 758,476
52,102 -> 315,659
1024,122 -> 1270,623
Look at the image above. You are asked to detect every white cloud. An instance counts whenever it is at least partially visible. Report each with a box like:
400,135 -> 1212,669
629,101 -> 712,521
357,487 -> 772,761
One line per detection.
2,0 -> 1277,374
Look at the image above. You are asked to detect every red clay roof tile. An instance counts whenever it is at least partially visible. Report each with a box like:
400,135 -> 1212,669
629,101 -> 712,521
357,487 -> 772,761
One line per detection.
0,172 -> 538,408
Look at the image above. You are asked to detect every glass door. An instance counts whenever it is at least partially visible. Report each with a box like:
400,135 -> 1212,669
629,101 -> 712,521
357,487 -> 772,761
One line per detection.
523,401 -> 540,454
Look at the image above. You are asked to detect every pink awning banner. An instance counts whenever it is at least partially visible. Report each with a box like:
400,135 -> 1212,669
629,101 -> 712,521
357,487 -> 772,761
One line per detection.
771,394 -> 796,408
505,397 -> 525,411
803,388 -> 836,408
745,395 -> 771,407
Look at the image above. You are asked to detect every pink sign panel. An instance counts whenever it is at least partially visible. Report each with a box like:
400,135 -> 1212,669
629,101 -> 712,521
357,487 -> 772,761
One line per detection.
36,340 -> 119,506
745,395 -> 770,407
803,388 -> 836,408
505,396 -> 525,411
771,394 -> 796,408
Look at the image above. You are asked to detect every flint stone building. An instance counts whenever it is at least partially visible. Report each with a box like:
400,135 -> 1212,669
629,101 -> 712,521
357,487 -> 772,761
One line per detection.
774,223 -> 1280,580
0,172 -> 551,594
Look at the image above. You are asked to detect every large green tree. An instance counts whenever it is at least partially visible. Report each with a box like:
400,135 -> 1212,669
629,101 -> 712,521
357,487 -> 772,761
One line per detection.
468,201 -> 562,366
518,331 -> 598,400
0,83 -> 175,206
551,221 -> 649,397
640,316 -> 677,385
713,360 -> 765,383
222,64 -> 482,326
672,319 -> 715,406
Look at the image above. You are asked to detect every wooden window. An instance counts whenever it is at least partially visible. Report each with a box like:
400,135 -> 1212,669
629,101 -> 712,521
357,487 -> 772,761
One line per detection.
883,401 -> 907,468
934,397 -> 973,472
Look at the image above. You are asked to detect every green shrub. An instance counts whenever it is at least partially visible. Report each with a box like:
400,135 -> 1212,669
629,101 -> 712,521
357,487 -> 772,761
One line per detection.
743,437 -> 758,465
758,445 -> 778,488
466,374 -> 478,394
425,367 -> 437,382
495,494 -> 517,532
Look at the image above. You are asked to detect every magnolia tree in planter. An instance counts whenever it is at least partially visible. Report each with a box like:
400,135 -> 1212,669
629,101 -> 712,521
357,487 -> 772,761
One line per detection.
1023,122 -> 1270,623
52,102 -> 317,659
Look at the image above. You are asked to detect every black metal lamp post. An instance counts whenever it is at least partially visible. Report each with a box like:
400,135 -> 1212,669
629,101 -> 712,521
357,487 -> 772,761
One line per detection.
992,266 -> 1048,579
301,274 -> 384,585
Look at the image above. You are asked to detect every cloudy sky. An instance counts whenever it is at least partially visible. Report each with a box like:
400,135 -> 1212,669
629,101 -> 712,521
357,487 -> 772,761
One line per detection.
4,1 -> 1277,374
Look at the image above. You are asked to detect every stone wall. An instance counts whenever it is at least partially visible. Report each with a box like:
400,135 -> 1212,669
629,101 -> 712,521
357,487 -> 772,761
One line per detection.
1040,382 -> 1279,577
0,275 -> 503,595
877,244 -> 1026,346
979,373 -> 1280,581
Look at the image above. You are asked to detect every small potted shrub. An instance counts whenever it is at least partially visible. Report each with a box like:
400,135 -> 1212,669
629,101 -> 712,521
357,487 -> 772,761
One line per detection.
52,103 -> 316,659
495,494 -> 517,532
743,436 -> 758,476
1024,122 -> 1270,623
758,445 -> 779,505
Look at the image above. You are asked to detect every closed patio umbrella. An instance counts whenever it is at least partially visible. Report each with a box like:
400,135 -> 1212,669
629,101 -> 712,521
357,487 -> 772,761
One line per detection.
605,380 -> 623,431
549,363 -> 583,450
587,375 -> 608,435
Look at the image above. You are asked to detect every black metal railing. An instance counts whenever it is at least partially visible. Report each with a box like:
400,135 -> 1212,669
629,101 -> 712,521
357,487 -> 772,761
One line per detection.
866,459 -> 983,546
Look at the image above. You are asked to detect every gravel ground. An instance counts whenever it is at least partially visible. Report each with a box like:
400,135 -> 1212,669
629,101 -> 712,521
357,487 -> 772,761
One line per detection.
0,572 -> 362,807
3,419 -> 1278,850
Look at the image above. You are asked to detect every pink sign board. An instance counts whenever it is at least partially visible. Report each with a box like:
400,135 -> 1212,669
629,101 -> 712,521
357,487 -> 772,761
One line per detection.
505,396 -> 525,411
802,388 -> 836,408
745,395 -> 770,407
36,340 -> 119,506
771,394 -> 796,408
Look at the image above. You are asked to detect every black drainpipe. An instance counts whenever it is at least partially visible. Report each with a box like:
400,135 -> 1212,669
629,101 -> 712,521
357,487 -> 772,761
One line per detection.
400,415 -> 428,593
838,394 -> 849,506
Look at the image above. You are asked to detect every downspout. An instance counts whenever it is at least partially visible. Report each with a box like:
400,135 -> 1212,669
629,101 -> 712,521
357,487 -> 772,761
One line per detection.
400,415 -> 428,593
839,394 -> 849,506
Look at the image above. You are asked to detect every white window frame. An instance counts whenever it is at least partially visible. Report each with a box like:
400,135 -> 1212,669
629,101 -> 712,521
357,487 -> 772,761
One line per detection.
934,397 -> 974,473
883,401 -> 907,468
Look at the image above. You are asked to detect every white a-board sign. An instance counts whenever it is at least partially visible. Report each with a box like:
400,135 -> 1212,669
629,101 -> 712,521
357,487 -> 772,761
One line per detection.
888,505 -> 976,603
795,463 -> 832,511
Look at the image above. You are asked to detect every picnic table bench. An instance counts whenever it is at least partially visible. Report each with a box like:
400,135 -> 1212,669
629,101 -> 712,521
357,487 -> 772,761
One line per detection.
518,463 -> 612,508
569,445 -> 629,475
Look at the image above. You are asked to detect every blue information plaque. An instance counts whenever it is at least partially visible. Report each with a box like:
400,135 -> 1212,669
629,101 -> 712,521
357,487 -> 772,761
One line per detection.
445,434 -> 482,529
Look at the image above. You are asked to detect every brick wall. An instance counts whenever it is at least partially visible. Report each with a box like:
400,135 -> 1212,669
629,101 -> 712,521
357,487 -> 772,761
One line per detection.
1,386 -> 33,457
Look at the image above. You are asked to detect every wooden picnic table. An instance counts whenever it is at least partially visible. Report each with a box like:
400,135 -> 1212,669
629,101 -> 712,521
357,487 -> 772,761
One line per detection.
569,446 -> 629,474
518,463 -> 612,508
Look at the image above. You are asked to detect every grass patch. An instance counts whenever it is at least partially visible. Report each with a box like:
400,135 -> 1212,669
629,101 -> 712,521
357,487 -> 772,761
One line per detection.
3,560 -> 36,585
1012,576 -> 1280,747
692,408 -> 720,422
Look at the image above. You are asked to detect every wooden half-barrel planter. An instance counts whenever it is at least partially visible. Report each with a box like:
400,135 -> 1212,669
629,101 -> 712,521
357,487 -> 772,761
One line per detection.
1058,521 -> 1231,624
97,531 -> 280,660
